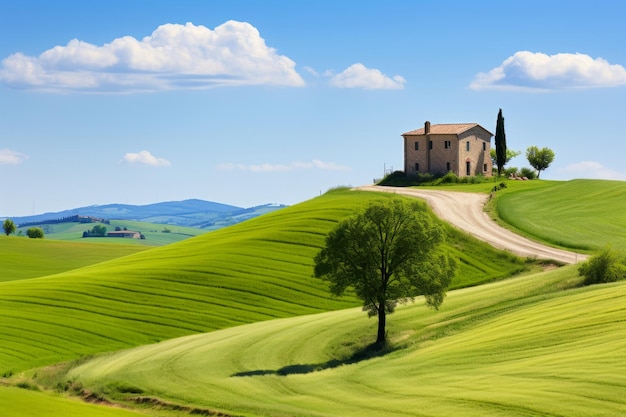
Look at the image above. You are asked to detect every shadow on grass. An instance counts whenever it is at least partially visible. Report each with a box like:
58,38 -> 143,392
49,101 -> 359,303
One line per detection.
232,342 -> 399,377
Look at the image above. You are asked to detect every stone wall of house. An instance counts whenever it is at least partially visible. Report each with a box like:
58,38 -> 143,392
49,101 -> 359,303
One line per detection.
403,126 -> 492,177
457,126 -> 492,177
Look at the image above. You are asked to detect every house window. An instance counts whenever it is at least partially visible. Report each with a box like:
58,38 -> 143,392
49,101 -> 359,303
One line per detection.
444,140 -> 451,149
483,142 -> 487,151
466,141 -> 470,151
446,162 -> 451,171
429,141 -> 433,150
415,162 -> 420,172
466,161 -> 471,176
414,141 -> 419,151
483,163 -> 488,172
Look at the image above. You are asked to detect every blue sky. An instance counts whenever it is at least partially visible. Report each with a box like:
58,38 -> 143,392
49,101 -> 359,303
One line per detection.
1,0 -> 626,216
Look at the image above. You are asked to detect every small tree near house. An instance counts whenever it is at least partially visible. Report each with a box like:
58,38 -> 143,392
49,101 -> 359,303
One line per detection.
526,146 -> 555,178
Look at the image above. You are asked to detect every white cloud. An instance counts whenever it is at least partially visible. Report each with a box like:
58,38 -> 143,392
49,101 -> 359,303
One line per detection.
121,150 -> 171,167
470,51 -> 626,91
557,161 -> 626,180
303,66 -> 319,77
0,148 -> 28,165
329,63 -> 406,90
217,159 -> 350,172
0,21 -> 305,93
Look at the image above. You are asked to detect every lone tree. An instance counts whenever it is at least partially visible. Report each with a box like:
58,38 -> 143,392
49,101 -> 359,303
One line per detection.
3,219 -> 16,236
526,146 -> 555,178
495,108 -> 507,176
314,198 -> 456,347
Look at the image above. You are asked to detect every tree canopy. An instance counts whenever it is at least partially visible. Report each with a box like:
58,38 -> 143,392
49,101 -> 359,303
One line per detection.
490,148 -> 520,169
526,146 -> 555,178
495,109 -> 507,176
26,227 -> 44,239
314,198 -> 456,347
3,219 -> 16,236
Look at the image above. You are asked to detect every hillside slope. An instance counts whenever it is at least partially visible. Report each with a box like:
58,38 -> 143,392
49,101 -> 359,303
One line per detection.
68,266 -> 626,417
359,184 -> 586,263
0,189 -> 525,374
0,237 -> 148,282
495,179 -> 626,250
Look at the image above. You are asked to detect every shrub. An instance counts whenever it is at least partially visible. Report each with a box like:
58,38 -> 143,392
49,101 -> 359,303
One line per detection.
491,182 -> 508,192
520,167 -> 537,179
438,171 -> 459,184
503,167 -> 519,177
415,172 -> 436,183
26,228 -> 44,239
468,174 -> 487,184
16,381 -> 40,391
578,247 -> 626,285
378,171 -> 437,187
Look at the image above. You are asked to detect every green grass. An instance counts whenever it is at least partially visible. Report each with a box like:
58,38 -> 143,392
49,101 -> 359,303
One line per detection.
64,266 -> 626,417
2,181 -> 625,416
0,189 -> 524,375
493,179 -> 626,251
15,219 -> 206,246
0,386 -> 143,417
0,237 -> 148,282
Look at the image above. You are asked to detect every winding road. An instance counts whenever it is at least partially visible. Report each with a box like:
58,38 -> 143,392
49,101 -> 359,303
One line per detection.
356,185 -> 587,264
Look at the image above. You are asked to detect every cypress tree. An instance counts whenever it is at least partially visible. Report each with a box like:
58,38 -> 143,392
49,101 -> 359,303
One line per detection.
495,108 -> 507,176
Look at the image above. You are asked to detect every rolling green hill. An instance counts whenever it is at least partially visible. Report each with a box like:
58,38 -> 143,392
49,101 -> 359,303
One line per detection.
492,179 -> 626,251
5,180 -> 625,417
0,189 -> 526,376
65,265 -> 626,417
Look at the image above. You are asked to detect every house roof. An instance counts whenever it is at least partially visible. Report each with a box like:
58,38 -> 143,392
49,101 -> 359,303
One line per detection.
402,123 -> 493,137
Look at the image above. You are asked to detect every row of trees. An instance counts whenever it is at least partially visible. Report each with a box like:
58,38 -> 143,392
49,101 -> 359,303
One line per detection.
2,219 -> 44,238
494,109 -> 555,178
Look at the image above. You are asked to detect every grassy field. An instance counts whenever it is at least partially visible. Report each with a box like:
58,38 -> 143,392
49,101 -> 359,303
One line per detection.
2,180 -> 625,416
0,237 -> 148,282
0,189 -> 526,376
0,386 -> 143,417
64,265 -> 626,417
491,179 -> 626,251
15,219 -> 206,246
414,178 -> 626,252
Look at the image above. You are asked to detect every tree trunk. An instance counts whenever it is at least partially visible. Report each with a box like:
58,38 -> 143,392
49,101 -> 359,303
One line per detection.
376,306 -> 386,346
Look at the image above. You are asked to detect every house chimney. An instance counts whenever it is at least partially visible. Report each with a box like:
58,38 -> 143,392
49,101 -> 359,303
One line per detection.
424,121 -> 431,134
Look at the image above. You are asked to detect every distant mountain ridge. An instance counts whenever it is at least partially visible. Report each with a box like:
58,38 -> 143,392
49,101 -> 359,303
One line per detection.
10,199 -> 287,230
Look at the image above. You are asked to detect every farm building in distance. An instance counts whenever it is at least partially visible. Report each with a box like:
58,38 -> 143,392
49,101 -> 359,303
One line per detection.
106,230 -> 141,239
402,121 -> 493,177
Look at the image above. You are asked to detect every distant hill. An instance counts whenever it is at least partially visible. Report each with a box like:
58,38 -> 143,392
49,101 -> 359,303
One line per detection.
9,199 -> 287,230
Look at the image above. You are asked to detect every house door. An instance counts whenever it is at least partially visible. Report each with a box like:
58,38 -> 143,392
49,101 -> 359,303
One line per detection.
466,161 -> 471,176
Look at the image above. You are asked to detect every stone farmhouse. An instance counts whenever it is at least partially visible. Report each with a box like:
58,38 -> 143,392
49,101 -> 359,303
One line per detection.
402,121 -> 493,177
107,230 -> 141,239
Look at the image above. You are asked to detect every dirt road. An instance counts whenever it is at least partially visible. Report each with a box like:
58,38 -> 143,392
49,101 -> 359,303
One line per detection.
356,185 -> 587,264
